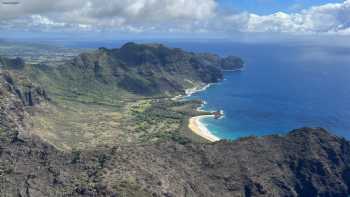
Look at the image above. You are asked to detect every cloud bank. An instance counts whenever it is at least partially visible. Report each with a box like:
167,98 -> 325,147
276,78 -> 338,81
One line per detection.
1,0 -> 350,35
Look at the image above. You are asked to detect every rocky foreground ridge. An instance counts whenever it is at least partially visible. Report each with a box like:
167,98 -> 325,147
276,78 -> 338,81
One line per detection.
0,44 -> 349,196
0,81 -> 349,197
1,88 -> 349,196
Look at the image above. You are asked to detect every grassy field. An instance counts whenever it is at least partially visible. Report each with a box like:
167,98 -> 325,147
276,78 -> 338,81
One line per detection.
29,94 -> 209,150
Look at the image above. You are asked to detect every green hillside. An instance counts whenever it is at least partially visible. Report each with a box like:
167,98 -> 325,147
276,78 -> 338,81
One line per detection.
0,43 -> 243,150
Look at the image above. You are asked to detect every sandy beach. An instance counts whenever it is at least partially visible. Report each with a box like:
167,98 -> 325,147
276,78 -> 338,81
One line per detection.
188,115 -> 220,142
183,83 -> 221,142
171,83 -> 221,142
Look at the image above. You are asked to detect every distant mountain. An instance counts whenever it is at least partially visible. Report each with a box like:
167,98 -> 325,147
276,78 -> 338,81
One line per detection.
0,43 -> 244,103
18,42 -> 243,97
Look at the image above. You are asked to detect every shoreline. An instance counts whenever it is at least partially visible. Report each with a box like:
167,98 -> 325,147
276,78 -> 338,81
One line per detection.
176,68 -> 243,142
185,83 -> 213,97
171,83 -> 213,101
181,83 -> 221,142
188,115 -> 220,142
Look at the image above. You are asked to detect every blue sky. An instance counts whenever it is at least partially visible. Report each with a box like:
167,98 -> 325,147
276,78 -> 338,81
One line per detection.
1,0 -> 350,37
218,0 -> 344,14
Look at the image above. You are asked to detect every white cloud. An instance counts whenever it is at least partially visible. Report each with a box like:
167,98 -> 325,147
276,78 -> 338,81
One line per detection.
31,15 -> 65,27
238,0 -> 350,34
0,0 -> 350,35
0,1 -> 83,19
0,0 -> 216,25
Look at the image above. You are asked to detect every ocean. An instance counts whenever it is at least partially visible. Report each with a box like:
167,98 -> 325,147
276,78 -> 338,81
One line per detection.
65,39 -> 350,140
176,41 -> 350,140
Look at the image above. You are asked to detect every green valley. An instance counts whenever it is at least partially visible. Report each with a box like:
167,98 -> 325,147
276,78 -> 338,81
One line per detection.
0,42 -> 243,150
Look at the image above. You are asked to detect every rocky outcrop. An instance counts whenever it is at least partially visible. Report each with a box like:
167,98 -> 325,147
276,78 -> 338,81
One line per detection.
0,72 -> 28,143
97,127 -> 349,197
1,71 -> 49,106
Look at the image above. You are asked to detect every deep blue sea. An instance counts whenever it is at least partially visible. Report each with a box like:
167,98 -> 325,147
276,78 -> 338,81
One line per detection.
178,41 -> 350,140
63,39 -> 350,140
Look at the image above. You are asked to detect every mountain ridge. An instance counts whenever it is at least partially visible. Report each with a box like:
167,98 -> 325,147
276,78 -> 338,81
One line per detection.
60,42 -> 244,96
1,43 -> 349,196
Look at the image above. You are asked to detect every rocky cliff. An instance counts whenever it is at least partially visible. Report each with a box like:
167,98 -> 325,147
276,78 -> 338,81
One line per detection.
1,71 -> 350,196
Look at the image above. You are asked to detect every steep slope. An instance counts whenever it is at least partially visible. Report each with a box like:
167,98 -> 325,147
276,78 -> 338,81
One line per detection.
1,50 -> 350,196
24,42 -> 244,97
99,127 -> 350,197
0,86 -> 349,196
0,69 -> 49,142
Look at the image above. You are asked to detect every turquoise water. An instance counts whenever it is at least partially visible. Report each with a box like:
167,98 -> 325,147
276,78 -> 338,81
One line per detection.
59,39 -> 350,140
183,42 -> 350,140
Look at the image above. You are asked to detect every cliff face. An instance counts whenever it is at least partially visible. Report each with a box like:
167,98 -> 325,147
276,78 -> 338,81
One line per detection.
53,43 -> 244,96
0,70 -> 49,144
1,71 -> 49,106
